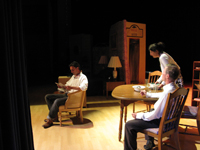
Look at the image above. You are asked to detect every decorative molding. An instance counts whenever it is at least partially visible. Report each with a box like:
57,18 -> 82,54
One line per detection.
126,24 -> 143,38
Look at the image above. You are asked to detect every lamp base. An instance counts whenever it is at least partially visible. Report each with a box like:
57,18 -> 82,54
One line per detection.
113,70 -> 117,79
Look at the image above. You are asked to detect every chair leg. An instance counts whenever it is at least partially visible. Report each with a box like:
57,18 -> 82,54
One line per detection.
172,130 -> 181,150
59,112 -> 62,126
196,104 -> 200,135
146,104 -> 149,112
157,137 -> 162,150
79,110 -> 83,123
196,119 -> 200,135
146,104 -> 151,112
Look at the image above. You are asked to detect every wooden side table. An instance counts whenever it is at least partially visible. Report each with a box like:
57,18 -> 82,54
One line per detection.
106,81 -> 125,98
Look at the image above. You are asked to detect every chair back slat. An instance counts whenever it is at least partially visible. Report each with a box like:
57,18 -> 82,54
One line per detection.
148,71 -> 162,83
141,87 -> 189,150
161,88 -> 189,134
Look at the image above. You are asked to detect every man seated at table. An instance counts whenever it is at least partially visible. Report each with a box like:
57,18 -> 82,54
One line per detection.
43,61 -> 88,129
124,64 -> 180,150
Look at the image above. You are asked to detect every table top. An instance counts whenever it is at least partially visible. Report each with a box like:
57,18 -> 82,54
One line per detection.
112,84 -> 161,101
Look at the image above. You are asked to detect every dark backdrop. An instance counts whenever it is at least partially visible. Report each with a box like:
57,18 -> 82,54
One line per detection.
22,1 -> 200,86
1,0 -> 200,149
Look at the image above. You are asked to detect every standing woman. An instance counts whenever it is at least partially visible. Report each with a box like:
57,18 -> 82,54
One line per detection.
148,42 -> 184,88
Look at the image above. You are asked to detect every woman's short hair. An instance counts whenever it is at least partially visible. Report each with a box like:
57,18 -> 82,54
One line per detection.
148,42 -> 165,53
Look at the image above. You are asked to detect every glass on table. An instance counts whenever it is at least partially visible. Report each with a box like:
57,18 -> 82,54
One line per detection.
146,83 -> 159,93
146,83 -> 151,92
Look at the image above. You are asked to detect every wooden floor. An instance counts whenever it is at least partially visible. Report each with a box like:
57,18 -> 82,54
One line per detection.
30,92 -> 200,150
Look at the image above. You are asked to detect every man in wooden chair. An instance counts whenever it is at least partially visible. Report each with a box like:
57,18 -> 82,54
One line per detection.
124,64 -> 180,150
43,61 -> 88,129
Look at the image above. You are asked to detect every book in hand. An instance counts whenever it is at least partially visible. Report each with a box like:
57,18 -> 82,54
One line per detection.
55,82 -> 66,93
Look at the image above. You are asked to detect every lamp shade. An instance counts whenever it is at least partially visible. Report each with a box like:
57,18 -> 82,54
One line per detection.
108,56 -> 122,68
98,55 -> 108,64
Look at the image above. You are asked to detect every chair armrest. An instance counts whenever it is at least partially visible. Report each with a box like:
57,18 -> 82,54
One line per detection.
67,90 -> 82,96
182,106 -> 198,118
194,98 -> 200,102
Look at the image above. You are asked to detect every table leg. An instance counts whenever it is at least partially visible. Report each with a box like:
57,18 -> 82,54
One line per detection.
106,91 -> 108,99
124,106 -> 127,123
132,102 -> 135,113
119,103 -> 124,141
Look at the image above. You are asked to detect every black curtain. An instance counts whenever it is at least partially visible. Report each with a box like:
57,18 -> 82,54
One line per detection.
1,0 -> 34,149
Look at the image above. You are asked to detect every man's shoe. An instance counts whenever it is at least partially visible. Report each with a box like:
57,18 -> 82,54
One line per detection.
44,118 -> 59,122
44,116 -> 59,122
144,140 -> 155,150
42,119 -> 53,129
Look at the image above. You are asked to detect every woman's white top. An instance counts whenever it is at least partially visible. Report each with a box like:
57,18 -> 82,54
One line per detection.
157,52 -> 180,85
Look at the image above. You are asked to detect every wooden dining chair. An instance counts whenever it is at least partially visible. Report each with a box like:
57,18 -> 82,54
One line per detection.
140,87 -> 189,150
180,98 -> 200,135
148,70 -> 162,83
145,70 -> 162,111
58,90 -> 86,126
133,70 -> 162,112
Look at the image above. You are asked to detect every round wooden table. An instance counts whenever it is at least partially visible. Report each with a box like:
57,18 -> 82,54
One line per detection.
112,84 -> 161,141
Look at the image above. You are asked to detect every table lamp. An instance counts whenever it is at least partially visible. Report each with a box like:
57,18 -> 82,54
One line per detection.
98,55 -> 108,64
108,56 -> 122,79
98,55 -> 108,69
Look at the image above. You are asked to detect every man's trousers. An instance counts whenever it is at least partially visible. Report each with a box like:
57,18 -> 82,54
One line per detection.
124,118 -> 160,150
45,93 -> 68,119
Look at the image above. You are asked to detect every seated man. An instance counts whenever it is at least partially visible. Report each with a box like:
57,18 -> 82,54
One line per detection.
43,61 -> 88,129
124,64 -> 180,150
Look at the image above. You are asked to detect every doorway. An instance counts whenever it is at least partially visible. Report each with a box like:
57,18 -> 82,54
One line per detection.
129,39 -> 139,83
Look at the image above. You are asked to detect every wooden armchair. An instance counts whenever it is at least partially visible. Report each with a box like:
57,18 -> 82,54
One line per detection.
140,87 -> 189,150
59,90 -> 86,126
180,98 -> 200,135
57,76 -> 87,107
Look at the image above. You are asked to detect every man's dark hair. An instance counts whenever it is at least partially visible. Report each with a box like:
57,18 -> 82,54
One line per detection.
69,61 -> 81,70
166,64 -> 180,81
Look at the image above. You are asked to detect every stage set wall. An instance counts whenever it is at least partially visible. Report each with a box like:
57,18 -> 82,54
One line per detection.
109,20 -> 146,84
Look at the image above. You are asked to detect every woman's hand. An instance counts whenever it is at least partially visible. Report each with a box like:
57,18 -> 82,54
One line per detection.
158,84 -> 164,89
